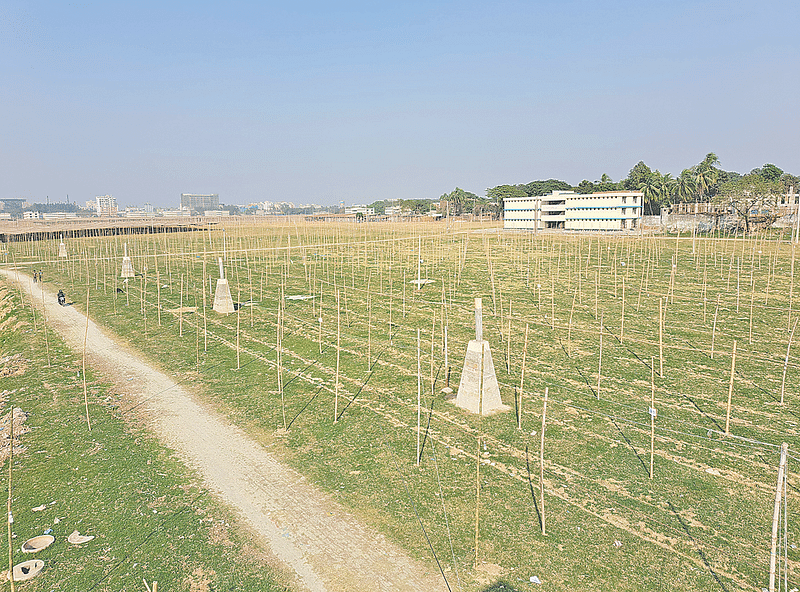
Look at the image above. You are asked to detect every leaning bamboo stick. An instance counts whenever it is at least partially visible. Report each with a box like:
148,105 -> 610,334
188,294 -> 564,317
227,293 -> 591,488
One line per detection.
620,276 -> 625,344
659,298 -> 664,378
474,434 -> 481,568
597,313 -> 603,399
417,328 -> 422,465
80,283 -> 92,431
518,324 -> 529,430
650,358 -> 656,479
7,404 -> 15,592
334,289 -> 341,423
540,387 -> 548,536
725,340 -> 737,435
780,319 -> 797,405
711,294 -> 720,359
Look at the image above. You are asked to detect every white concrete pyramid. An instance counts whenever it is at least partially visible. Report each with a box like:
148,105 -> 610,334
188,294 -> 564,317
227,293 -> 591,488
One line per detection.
212,257 -> 235,314
120,243 -> 135,278
455,298 -> 507,415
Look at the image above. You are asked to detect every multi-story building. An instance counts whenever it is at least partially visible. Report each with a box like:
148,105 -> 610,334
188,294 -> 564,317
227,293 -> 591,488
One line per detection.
504,190 -> 643,231
344,205 -> 375,216
181,193 -> 219,213
95,195 -> 118,216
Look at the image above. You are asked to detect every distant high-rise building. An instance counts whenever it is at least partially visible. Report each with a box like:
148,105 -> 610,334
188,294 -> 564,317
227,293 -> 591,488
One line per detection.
181,193 -> 219,213
95,195 -> 118,216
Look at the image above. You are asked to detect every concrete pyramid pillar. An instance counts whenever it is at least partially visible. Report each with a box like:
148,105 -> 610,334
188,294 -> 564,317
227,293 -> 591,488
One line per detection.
212,257 -> 235,314
58,235 -> 67,258
120,242 -> 135,278
455,298 -> 507,415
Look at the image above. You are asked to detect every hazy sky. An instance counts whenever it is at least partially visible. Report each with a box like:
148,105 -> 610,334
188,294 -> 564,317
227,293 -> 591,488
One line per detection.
3,1 -> 798,208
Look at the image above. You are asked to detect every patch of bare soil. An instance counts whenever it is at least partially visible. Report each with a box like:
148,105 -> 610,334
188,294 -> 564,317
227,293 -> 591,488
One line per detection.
0,407 -> 31,463
0,353 -> 28,377
0,270 -> 445,592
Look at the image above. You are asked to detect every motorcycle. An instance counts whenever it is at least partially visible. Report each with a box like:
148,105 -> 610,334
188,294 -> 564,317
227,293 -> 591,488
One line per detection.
57,290 -> 66,306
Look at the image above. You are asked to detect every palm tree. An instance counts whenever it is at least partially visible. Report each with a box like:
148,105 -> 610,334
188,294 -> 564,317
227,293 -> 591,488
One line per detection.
657,173 -> 677,206
638,174 -> 662,215
694,152 -> 720,202
675,170 -> 696,203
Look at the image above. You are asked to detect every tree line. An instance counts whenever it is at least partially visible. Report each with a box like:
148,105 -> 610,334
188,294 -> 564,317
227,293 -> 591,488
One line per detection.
440,153 -> 799,226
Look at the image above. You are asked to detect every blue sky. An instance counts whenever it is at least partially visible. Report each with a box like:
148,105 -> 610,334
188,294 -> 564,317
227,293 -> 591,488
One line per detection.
2,0 -> 798,208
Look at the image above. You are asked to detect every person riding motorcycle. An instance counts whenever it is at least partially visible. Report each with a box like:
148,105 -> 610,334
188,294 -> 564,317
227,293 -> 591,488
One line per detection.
57,289 -> 65,306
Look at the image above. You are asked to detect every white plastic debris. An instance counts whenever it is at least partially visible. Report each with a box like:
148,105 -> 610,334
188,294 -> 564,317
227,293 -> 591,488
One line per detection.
530,575 -> 542,584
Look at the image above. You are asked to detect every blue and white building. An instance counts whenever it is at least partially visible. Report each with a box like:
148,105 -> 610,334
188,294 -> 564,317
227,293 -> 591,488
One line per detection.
504,190 -> 643,231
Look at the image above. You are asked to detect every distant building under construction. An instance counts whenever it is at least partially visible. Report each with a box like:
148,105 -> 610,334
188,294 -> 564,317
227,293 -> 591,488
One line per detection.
181,193 -> 219,213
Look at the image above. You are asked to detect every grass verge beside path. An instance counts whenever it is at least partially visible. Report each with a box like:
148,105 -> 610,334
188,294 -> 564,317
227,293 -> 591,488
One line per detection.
0,280 -> 292,592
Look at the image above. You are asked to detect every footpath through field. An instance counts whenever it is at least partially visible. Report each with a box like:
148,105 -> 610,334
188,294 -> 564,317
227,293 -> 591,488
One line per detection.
1,269 -> 445,592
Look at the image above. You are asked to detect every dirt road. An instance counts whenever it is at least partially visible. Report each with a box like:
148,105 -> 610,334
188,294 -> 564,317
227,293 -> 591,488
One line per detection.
1,269 -> 446,592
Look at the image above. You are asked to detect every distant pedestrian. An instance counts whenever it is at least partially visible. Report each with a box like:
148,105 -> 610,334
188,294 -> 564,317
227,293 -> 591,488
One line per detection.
33,270 -> 37,283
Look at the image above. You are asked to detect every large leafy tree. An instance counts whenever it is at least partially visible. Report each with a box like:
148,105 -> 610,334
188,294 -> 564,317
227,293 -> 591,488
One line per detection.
521,179 -> 573,196
486,184 -> 527,200
399,199 -> 434,214
576,175 -> 621,194
755,163 -> 784,182
716,173 -> 782,232
440,187 -> 479,216
623,161 -> 654,190
486,184 -> 527,220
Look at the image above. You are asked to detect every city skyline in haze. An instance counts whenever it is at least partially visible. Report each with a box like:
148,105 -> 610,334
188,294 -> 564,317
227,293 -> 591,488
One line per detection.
3,1 -> 798,208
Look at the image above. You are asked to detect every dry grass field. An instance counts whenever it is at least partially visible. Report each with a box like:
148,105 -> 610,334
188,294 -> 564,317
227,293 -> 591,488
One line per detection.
4,218 -> 800,591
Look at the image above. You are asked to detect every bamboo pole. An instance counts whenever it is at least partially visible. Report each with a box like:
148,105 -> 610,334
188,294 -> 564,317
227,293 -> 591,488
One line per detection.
567,290 -> 576,356
367,272 -> 372,370
82,283 -> 92,431
650,358 -> 656,479
749,272 -> 755,344
473,434 -> 481,568
156,266 -> 162,327
518,324 -> 529,430
7,404 -> 15,592
659,297 -> 664,377
539,387 -> 548,536
236,290 -> 241,370
725,340 -> 737,435
769,443 -> 788,592
278,301 -> 286,430
40,281 -> 50,367
596,312 -> 604,399
506,299 -> 512,373
711,294 -> 720,359
620,276 -> 625,344
780,319 -> 797,405
430,312 -> 436,397
318,281 -> 323,355
334,289 -> 340,423
417,327 -> 422,465
179,275 -> 184,337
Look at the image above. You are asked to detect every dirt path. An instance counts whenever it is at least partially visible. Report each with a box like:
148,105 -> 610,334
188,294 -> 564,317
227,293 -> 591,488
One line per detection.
1,269 -> 446,592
